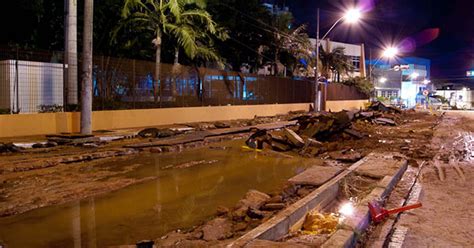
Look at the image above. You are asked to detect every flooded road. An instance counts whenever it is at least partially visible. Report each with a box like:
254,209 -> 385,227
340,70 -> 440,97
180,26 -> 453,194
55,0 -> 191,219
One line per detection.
0,140 -> 314,247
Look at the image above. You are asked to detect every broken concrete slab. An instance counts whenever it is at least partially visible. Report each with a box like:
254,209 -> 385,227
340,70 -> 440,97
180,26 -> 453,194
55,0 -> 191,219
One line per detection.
283,128 -> 305,148
329,151 -> 362,163
288,166 -> 344,187
355,153 -> 407,179
373,118 -> 397,126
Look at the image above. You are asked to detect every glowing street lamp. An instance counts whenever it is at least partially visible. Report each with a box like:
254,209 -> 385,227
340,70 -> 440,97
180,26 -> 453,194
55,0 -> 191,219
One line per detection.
344,8 -> 362,24
314,8 -> 362,111
382,47 -> 399,58
379,77 -> 388,83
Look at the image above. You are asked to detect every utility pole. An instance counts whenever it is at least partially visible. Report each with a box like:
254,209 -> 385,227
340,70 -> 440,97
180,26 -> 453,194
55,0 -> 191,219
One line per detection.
65,0 -> 78,106
81,0 -> 93,134
314,8 -> 320,111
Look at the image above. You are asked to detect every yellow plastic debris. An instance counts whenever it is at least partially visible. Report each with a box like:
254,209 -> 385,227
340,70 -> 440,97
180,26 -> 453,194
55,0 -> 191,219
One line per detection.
302,211 -> 339,235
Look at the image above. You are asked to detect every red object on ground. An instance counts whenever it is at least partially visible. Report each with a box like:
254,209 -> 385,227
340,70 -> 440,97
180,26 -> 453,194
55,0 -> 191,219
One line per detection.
368,201 -> 422,223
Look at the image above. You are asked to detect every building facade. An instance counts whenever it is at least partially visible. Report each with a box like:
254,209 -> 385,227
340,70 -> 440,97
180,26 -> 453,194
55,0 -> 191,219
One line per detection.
368,57 -> 432,108
309,38 -> 366,80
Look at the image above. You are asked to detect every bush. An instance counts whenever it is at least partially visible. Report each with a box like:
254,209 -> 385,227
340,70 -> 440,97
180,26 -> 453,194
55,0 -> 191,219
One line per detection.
0,108 -> 10,115
341,77 -> 373,96
38,105 -> 64,113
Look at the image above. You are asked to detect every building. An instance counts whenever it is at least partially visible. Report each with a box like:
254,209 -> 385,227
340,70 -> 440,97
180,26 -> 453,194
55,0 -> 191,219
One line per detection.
433,75 -> 474,109
309,38 -> 366,80
367,57 -> 432,107
0,60 -> 64,113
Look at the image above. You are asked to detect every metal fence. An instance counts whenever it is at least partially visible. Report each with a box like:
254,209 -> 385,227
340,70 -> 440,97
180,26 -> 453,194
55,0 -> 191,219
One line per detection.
0,47 -> 366,114
91,56 -> 314,110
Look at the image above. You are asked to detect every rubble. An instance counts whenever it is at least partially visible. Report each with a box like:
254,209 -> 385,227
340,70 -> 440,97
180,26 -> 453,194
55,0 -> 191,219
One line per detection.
137,128 -> 175,138
367,101 -> 402,114
202,217 -> 233,241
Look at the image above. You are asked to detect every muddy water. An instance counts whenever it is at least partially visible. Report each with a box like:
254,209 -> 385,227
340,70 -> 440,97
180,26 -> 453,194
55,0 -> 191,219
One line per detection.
0,140 -> 315,247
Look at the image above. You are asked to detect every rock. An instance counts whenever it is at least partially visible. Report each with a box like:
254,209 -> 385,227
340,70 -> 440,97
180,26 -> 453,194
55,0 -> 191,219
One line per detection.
247,208 -> 265,219
266,195 -> 283,204
45,141 -> 58,147
283,128 -> 305,147
216,206 -> 230,216
214,121 -> 230,129
233,190 -> 270,220
329,151 -> 362,162
232,222 -> 248,232
138,128 -> 175,138
5,143 -> 22,153
156,231 -> 190,247
281,184 -> 299,199
271,140 -> 292,152
246,129 -> 272,149
235,190 -> 271,210
343,129 -> 364,139
150,147 -> 163,153
262,203 -> 286,211
297,187 -> 313,197
82,143 -> 100,148
32,143 -> 47,149
373,117 -> 396,126
202,217 -> 233,241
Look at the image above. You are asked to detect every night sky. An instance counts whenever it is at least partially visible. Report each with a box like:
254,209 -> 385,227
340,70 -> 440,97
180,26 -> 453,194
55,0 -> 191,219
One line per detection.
286,0 -> 474,79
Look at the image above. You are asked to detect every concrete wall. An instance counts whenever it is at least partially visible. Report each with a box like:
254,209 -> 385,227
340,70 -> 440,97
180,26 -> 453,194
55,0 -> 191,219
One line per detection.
326,99 -> 369,112
0,103 -> 310,138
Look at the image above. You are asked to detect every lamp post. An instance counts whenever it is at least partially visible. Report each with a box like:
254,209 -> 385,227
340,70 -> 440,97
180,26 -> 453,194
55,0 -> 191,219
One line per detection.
314,8 -> 362,111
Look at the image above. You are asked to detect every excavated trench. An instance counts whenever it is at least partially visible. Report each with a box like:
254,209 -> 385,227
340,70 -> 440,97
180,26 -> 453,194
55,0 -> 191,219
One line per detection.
0,139 -> 316,247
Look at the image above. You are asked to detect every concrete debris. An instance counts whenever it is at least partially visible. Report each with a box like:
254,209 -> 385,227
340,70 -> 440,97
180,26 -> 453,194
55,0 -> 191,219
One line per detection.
367,101 -> 402,114
137,128 -> 175,139
329,150 -> 362,162
247,208 -> 266,219
214,121 -> 231,129
373,118 -> 397,126
202,217 -> 233,241
344,129 -> 365,139
261,203 -> 286,211
245,129 -> 272,149
283,128 -> 305,148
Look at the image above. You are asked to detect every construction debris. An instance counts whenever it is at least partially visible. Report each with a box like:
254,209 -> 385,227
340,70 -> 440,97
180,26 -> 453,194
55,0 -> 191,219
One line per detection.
367,101 -> 402,114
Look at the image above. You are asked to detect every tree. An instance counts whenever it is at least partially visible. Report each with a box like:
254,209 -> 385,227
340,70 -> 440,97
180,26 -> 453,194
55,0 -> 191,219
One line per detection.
118,0 -> 226,102
341,77 -> 373,96
319,46 -> 354,82
275,24 -> 312,77
81,0 -> 94,134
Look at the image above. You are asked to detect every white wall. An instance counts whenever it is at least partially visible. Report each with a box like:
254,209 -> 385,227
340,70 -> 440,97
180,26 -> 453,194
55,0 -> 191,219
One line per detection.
0,60 -> 64,113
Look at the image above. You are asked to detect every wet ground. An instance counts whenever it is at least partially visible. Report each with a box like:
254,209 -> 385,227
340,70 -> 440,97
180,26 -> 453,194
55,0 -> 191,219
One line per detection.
1,111 -> 472,247
0,139 -> 316,247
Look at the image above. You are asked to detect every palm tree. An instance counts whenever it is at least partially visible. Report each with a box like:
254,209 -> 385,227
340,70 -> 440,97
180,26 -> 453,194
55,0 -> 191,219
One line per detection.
271,12 -> 311,76
119,0 -> 227,101
319,46 -> 354,82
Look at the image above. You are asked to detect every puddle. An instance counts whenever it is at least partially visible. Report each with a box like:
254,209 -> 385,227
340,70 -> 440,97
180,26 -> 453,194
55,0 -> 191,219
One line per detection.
0,140 -> 315,247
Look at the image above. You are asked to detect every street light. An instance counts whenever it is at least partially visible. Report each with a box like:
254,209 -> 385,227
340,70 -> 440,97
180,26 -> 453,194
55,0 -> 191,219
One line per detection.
382,47 -> 399,58
379,77 -> 388,83
314,8 -> 362,111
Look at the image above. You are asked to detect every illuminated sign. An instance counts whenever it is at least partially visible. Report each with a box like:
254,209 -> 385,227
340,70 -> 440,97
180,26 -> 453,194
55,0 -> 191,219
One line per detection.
393,64 -> 410,71
467,70 -> 474,77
